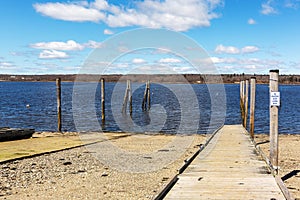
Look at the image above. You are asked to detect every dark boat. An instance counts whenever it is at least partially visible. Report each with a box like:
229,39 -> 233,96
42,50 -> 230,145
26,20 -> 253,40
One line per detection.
0,127 -> 35,142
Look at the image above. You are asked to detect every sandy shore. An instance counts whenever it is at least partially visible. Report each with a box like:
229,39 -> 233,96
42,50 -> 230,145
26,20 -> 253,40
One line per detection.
255,134 -> 300,199
0,132 -> 205,199
0,132 -> 299,199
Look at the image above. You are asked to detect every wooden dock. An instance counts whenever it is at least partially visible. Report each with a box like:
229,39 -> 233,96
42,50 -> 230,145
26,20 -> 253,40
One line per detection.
164,125 -> 286,199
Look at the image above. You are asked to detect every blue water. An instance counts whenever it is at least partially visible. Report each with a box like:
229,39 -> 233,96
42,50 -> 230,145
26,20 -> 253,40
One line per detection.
0,82 -> 299,134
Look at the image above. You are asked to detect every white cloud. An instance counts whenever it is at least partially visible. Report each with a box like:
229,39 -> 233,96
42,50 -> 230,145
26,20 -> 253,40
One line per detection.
285,0 -> 300,9
159,58 -> 182,63
31,40 -> 84,51
222,65 -> 234,70
172,66 -> 198,73
260,0 -> 300,15
0,62 -> 14,68
39,50 -> 69,59
31,40 -> 102,51
241,46 -> 259,54
244,65 -> 257,69
213,56 -> 285,74
212,56 -> 284,69
247,18 -> 256,25
118,46 -> 129,53
215,45 -> 259,54
10,52 -> 23,56
153,48 -> 172,54
211,57 -> 238,64
103,29 -> 114,35
261,0 -> 277,15
33,2 -> 105,22
106,0 -> 223,31
91,0 -> 109,10
215,45 -> 240,54
132,58 -> 146,64
33,0 -> 224,31
0,62 -> 18,73
84,40 -> 103,49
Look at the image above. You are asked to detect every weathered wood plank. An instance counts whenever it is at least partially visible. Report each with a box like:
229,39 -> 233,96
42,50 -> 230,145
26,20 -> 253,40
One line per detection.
165,125 -> 286,200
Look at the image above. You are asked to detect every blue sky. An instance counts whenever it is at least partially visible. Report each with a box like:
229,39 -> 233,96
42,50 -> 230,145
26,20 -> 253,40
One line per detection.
0,0 -> 299,75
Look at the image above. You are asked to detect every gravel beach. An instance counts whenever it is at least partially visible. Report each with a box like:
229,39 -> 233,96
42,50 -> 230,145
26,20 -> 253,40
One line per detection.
0,133 -> 205,199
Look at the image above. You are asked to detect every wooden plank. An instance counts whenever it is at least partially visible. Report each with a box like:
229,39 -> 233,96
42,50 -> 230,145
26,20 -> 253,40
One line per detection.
275,176 -> 294,200
165,125 -> 285,200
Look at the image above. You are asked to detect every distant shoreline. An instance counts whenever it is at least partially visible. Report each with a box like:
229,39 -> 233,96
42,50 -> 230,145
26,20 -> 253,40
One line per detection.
0,74 -> 300,84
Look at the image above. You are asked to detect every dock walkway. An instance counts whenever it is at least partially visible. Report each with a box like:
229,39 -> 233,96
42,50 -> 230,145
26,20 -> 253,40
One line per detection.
165,125 -> 285,199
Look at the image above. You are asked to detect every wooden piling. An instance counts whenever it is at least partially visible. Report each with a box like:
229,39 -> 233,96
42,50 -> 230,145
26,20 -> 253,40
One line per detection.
101,78 -> 105,121
129,81 -> 133,116
122,80 -> 132,114
243,80 -> 249,128
269,69 -> 279,173
56,78 -> 62,132
142,80 -> 150,111
142,82 -> 147,110
240,81 -> 245,124
249,77 -> 256,138
147,80 -> 151,110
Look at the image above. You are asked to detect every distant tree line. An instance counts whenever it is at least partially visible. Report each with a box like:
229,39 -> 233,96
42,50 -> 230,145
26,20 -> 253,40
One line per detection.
0,74 -> 299,84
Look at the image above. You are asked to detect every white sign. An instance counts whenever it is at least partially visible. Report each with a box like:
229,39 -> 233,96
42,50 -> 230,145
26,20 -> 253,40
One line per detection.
270,92 -> 280,106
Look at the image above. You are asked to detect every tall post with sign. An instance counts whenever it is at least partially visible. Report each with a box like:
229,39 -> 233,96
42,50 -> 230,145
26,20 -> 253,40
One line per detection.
269,69 -> 279,174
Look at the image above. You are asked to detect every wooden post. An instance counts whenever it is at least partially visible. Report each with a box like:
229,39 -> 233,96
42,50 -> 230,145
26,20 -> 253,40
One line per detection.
101,78 -> 105,121
122,80 -> 129,113
249,77 -> 256,138
241,80 -> 245,103
122,80 -> 131,114
142,80 -> 151,111
243,80 -> 249,128
142,81 -> 147,110
147,80 -> 151,110
240,81 -> 245,124
129,81 -> 132,116
269,69 -> 279,173
240,81 -> 243,120
56,78 -> 62,132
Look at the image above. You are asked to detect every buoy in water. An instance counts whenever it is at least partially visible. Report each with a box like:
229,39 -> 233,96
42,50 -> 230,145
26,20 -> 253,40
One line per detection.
26,104 -> 30,108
